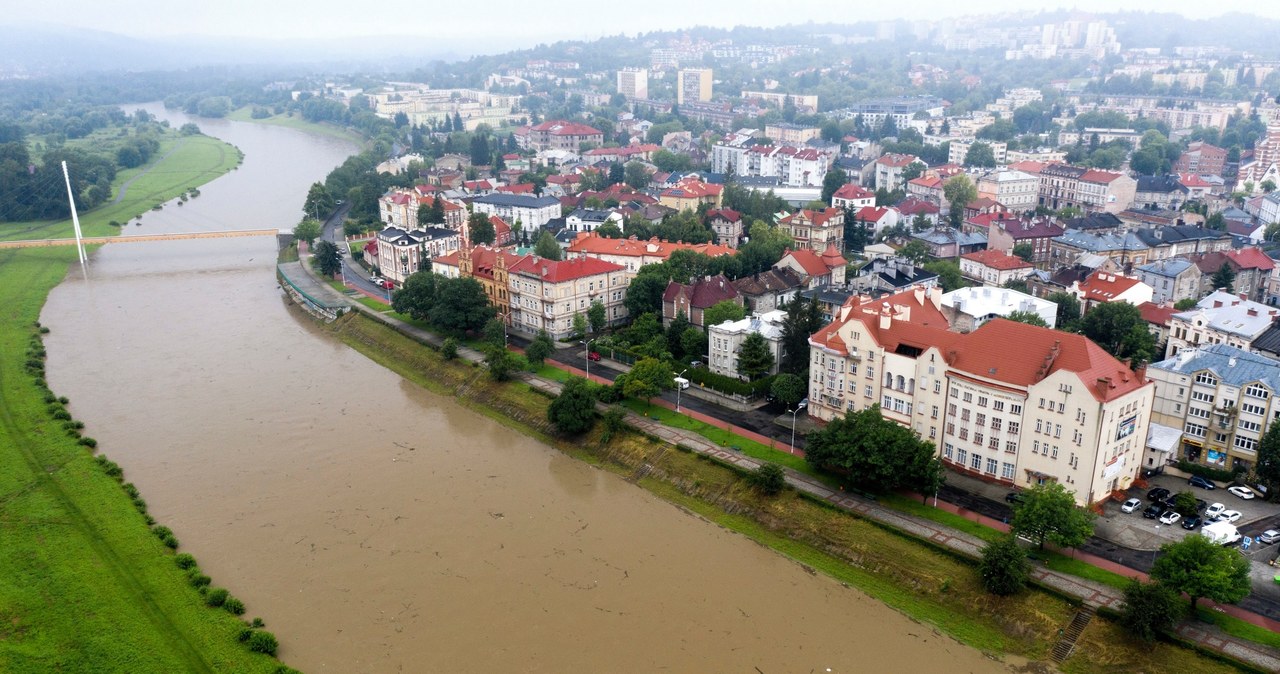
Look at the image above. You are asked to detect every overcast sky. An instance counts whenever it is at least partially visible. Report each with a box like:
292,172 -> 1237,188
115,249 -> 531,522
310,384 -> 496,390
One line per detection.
9,0 -> 1280,43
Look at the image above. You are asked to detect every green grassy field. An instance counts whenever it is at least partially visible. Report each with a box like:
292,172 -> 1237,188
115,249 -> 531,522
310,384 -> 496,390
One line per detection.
226,107 -> 363,144
0,133 -> 241,242
0,248 -> 279,672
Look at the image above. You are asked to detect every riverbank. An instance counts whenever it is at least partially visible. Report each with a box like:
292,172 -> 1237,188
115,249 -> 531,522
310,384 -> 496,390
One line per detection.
0,133 -> 242,242
226,107 -> 364,144
0,247 -> 280,672
320,307 -> 1253,673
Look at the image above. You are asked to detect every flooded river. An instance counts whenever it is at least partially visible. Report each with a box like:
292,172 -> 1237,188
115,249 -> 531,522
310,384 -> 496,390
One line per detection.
40,105 -> 1006,672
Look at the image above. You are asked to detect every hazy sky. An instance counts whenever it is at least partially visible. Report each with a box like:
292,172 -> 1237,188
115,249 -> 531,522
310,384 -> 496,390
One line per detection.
11,0 -> 1280,42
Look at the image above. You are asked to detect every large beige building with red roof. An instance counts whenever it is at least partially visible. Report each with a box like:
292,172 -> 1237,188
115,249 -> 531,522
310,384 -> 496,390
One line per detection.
779,207 -> 845,253
519,120 -> 604,151
808,288 -> 1154,505
508,256 -> 630,339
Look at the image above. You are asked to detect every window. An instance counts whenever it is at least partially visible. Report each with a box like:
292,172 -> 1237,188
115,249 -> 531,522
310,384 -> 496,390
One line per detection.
1011,404 -> 1022,415
934,381 -> 941,394
974,432 -> 984,446
989,436 -> 999,450
1188,407 -> 1210,419
970,453 -> 982,470
932,406 -> 939,419
1236,436 -> 1258,452
1183,422 -> 1206,437
963,392 -> 973,403
883,394 -> 893,409
1057,402 -> 1065,413
1039,397 -> 1045,408
986,458 -> 998,474
961,409 -> 971,422
1033,440 -> 1040,454
1246,384 -> 1271,400
977,396 -> 988,408
1239,420 -> 1261,433
1051,446 -> 1059,459
944,444 -> 954,460
1242,402 -> 1266,416
866,365 -> 874,380
946,422 -> 955,435
1195,372 -> 1217,385
1008,421 -> 1020,435
1054,424 -> 1061,439
1036,419 -> 1043,433
948,403 -> 957,417
959,428 -> 968,440
976,413 -> 986,427
865,385 -> 873,398
991,418 -> 1002,432
950,388 -> 958,398
957,449 -> 968,465
929,427 -> 937,439
993,401 -> 1005,412
1191,390 -> 1214,403
1002,462 -> 1015,479
1006,440 -> 1017,453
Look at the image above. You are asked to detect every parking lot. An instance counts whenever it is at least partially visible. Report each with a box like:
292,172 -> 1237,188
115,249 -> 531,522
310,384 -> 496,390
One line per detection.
1096,473 -> 1280,551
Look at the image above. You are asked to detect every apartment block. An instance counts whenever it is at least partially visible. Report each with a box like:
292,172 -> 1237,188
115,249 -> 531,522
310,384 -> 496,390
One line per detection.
677,68 -> 713,105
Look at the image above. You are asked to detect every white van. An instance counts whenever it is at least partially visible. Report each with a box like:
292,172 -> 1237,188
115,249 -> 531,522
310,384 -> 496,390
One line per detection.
1201,521 -> 1241,546
672,376 -> 690,390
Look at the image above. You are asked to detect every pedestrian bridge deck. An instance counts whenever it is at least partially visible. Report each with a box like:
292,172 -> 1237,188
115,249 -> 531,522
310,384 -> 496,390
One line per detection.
277,261 -> 347,314
0,229 -> 281,249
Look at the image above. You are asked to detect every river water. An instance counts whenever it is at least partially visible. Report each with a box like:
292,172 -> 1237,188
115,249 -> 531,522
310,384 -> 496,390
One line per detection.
40,105 -> 1006,673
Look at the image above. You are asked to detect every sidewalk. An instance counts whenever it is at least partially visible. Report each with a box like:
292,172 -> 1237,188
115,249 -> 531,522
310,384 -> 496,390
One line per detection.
288,254 -> 1280,672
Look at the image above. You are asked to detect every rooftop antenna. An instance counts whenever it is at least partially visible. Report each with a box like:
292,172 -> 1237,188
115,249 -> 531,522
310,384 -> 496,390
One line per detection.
60,161 -> 87,266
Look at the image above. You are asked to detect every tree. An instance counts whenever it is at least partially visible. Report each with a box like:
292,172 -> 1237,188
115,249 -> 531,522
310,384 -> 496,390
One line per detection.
1012,242 -> 1035,262
964,142 -> 997,168
750,463 -> 787,496
1005,310 -> 1047,327
572,312 -> 588,339
547,376 -> 598,435
431,277 -> 495,334
1047,291 -> 1083,331
304,182 -> 335,220
703,300 -> 746,328
1079,302 -> 1157,368
737,332 -> 775,380
293,218 -> 322,247
821,167 -> 848,203
1119,581 -> 1185,642
1263,179 -> 1277,194
534,230 -> 562,260
1257,418 -> 1280,501
587,300 -> 607,335
1009,482 -> 1095,550
623,161 -> 650,189
595,222 -> 623,238
1210,262 -> 1236,291
770,373 -> 806,408
1205,212 -> 1226,232
1172,491 -> 1199,517
468,212 -> 495,245
665,311 -> 691,358
922,260 -> 963,292
780,297 -> 823,374
622,357 -> 672,407
943,175 -> 978,227
391,271 -> 438,321
482,317 -> 507,348
625,271 -> 669,317
440,337 -> 459,360
898,240 -> 931,264
420,198 -> 446,226
978,536 -> 1030,596
312,240 -> 342,277
484,345 -> 518,381
1150,534 -> 1251,611
1174,297 -> 1198,311
804,405 -> 940,494
517,329 -> 551,367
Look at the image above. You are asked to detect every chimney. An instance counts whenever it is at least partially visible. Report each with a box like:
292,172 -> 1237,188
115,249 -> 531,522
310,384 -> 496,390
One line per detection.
1248,309 -> 1258,317
1229,356 -> 1238,367
880,313 -> 893,330
1214,300 -> 1223,308
1239,292 -> 1248,301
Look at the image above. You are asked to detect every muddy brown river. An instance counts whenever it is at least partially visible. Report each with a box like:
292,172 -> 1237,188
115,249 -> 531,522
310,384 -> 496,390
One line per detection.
40,105 -> 1006,673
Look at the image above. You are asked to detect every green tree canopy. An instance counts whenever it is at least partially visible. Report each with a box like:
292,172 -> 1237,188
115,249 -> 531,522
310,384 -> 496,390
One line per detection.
525,330 -> 555,368
1046,291 -> 1083,331
770,373 -> 807,408
779,296 -> 823,375
624,161 -> 650,189
312,240 -> 342,278
534,230 -> 562,260
625,268 -> 671,317
588,300 -> 607,335
978,536 -> 1030,596
1150,534 -> 1251,611
622,357 -> 673,406
547,376 -> 598,435
1256,418 -> 1280,501
1012,242 -> 1035,262
964,142 -> 997,168
293,218 -> 322,246
703,299 -> 746,328
594,222 -> 623,238
1079,301 -> 1157,368
1210,262 -> 1236,291
304,182 -> 335,220
737,332 -> 775,380
1004,310 -> 1047,327
922,260 -> 963,292
468,211 -> 495,245
821,167 -> 848,203
1119,581 -> 1185,642
804,405 -> 943,494
391,271 -> 438,321
943,175 -> 978,227
898,240 -> 931,264
1009,482 -> 1095,549
431,276 -> 496,334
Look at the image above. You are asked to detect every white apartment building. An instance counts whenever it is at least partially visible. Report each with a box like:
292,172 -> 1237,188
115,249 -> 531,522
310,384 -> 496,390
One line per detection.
616,68 -> 649,100
941,286 -> 1057,332
471,193 -> 563,229
1166,291 -> 1280,358
949,140 -> 1008,166
976,170 -> 1039,211
373,226 -> 461,286
707,310 -> 787,379
508,256 -> 630,339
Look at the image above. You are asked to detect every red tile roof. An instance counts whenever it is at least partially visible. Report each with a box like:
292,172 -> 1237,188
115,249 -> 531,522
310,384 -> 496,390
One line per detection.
497,183 -> 536,194
1077,271 -> 1143,302
1080,169 -> 1124,184
565,232 -> 735,259
1006,160 -> 1046,176
706,208 -> 742,222
1138,301 -> 1179,327
897,197 -> 940,216
809,287 -> 952,357
961,249 -> 1032,271
510,255 -> 624,283
908,176 -> 943,190
832,183 -> 875,201
781,207 -> 843,228
854,206 -> 892,223
529,120 -> 602,136
662,275 -> 740,310
877,153 -> 920,168
661,179 -> 723,199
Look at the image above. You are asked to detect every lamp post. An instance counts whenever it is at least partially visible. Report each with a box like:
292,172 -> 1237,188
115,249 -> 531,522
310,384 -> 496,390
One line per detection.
675,368 -> 688,412
582,338 -> 597,378
788,398 -> 808,455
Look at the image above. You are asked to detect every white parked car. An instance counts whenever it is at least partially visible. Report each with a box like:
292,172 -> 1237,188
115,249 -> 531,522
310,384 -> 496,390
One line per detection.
1227,485 -> 1256,500
1260,530 -> 1280,544
1121,498 -> 1142,513
1204,502 -> 1226,519
1159,511 -> 1181,525
1215,510 -> 1242,523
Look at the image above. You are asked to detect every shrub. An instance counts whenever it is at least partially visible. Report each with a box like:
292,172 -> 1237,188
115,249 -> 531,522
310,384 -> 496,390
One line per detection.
133,497 -> 147,513
189,573 -> 211,589
251,617 -> 265,628
441,337 -> 459,360
160,534 -> 179,549
1120,580 -> 1185,642
77,437 -> 97,448
224,597 -> 246,615
1175,460 -> 1241,483
174,553 -> 197,570
237,626 -> 254,643
97,456 -> 123,479
51,409 -> 71,421
39,326 -> 50,334
978,536 -> 1029,596
600,407 -> 627,444
153,526 -> 173,539
750,463 -> 787,495
58,396 -> 69,405
123,483 -> 139,498
43,393 -> 56,404
205,588 -> 229,607
144,515 -> 156,525
247,630 -> 279,656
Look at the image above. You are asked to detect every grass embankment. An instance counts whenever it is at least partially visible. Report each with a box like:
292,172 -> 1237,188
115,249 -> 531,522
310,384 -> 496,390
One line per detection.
0,248 -> 281,672
227,107 -> 363,144
324,309 -> 1245,673
0,134 -> 242,242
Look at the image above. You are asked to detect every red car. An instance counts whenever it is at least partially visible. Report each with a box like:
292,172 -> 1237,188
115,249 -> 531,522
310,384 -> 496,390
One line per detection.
587,351 -> 601,362
378,279 -> 394,289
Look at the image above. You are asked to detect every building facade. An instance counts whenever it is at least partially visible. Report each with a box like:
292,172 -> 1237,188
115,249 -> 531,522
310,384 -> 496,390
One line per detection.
707,310 -> 787,379
508,257 -> 630,339
616,68 -> 649,100
375,226 -> 462,285
1166,291 -> 1280,357
779,208 -> 845,253
471,193 -> 563,228
677,68 -> 713,105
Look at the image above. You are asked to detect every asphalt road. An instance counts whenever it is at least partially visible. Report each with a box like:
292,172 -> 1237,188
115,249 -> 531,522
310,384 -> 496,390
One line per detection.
317,203 -> 389,298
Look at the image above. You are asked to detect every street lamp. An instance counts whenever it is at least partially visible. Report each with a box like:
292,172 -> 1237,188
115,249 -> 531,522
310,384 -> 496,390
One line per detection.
787,398 -> 809,455
582,338 -> 597,378
675,368 -> 688,412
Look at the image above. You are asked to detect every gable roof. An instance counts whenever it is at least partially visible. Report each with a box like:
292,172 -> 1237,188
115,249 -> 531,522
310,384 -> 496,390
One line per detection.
662,275 -> 740,309
731,268 -> 805,296
809,286 -> 951,357
1076,271 -> 1143,302
1138,301 -> 1179,327
832,183 -> 876,201
564,232 -> 735,259
961,249 -> 1032,271
510,255 -> 625,283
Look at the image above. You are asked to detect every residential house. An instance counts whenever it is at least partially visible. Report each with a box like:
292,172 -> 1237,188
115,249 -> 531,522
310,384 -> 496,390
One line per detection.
379,189 -> 466,230
906,175 -> 945,206
1072,271 -> 1154,312
508,256 -> 630,339
432,245 -> 532,321
1190,248 -> 1276,302
958,249 -> 1034,286
1064,212 -> 1124,234
852,206 -> 899,234
472,193 -> 563,229
774,245 -> 848,289
706,208 -> 745,248
1174,141 -> 1227,177
911,227 -> 988,259
521,120 -> 604,151
875,153 -> 926,192
1135,258 -> 1203,304
1138,301 -> 1179,353
941,286 -> 1058,331
374,226 -> 462,286
850,257 -> 940,294
779,207 -> 845,253
897,197 -> 941,227
831,183 -> 876,210
1165,290 -> 1280,357
1148,344 -> 1280,474
1134,174 -> 1190,210
1037,164 -> 1137,214
563,232 -> 735,274
976,170 -> 1039,212
662,275 -> 742,327
730,268 -> 805,314
982,216 -> 1065,266
565,208 -> 624,234
659,178 -> 724,211
708,310 -> 787,379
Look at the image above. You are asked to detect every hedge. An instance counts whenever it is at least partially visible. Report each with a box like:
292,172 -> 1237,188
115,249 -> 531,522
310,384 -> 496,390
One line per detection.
1176,460 -> 1243,484
683,367 -> 775,398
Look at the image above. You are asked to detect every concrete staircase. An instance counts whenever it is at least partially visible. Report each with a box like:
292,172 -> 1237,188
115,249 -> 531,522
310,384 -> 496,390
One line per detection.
1051,604 -> 1095,663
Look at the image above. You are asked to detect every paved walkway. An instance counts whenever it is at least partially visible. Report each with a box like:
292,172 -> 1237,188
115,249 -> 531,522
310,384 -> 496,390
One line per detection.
287,254 -> 1280,672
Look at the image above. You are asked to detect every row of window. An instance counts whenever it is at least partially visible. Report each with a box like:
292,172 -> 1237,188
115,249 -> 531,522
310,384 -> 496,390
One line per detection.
944,444 -> 1016,479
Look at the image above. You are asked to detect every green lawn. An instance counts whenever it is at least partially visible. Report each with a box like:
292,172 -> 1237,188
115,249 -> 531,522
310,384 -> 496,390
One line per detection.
0,248 -> 278,672
0,134 -> 241,242
1195,606 -> 1280,650
356,296 -> 391,311
226,107 -> 363,144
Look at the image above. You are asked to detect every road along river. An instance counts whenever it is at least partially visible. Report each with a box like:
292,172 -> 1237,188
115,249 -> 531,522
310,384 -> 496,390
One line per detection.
40,105 -> 1007,672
